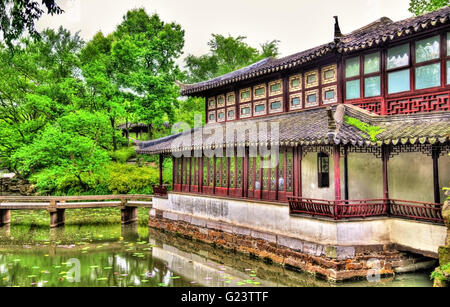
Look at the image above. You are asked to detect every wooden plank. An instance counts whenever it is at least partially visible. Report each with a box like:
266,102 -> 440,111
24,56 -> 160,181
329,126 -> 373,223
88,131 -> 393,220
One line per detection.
0,202 -> 50,210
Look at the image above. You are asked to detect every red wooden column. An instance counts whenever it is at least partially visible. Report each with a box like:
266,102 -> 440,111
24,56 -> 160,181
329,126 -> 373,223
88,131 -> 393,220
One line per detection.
213,155 -> 217,195
243,147 -> 249,198
199,154 -> 203,193
180,156 -> 184,191
382,145 -> 390,214
188,154 -> 192,192
333,145 -> 341,219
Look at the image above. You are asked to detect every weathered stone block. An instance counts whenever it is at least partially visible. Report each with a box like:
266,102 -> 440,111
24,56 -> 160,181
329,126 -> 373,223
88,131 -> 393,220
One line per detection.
163,211 -> 178,221
277,235 -> 304,252
191,217 -> 207,228
251,230 -> 277,244
233,225 -> 251,236
336,246 -> 356,260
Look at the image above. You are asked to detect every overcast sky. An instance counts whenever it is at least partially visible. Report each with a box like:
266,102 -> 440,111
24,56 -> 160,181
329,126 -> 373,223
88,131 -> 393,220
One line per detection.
37,0 -> 413,67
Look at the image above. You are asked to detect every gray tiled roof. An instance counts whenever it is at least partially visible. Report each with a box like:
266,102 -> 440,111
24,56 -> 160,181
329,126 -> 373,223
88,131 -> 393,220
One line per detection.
136,106 -> 450,155
181,6 -> 450,96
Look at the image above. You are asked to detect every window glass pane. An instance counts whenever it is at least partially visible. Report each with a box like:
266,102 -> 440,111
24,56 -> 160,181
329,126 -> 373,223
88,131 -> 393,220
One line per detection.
291,97 -> 301,105
255,88 -> 265,96
416,35 -> 440,63
325,90 -> 335,100
209,100 -> 215,107
218,97 -> 224,104
364,52 -> 380,74
345,57 -> 360,78
241,91 -> 250,99
364,76 -> 381,98
447,61 -> 450,84
270,83 -> 281,92
291,78 -> 300,88
218,112 -> 225,119
448,33 -> 450,56
228,110 -> 234,117
241,107 -> 250,115
209,114 -> 215,120
387,44 -> 410,69
255,104 -> 265,112
324,69 -> 335,80
228,94 -> 234,102
271,101 -> 281,109
346,80 -> 360,100
416,63 -> 441,90
388,69 -> 410,94
307,74 -> 316,84
307,94 -> 317,103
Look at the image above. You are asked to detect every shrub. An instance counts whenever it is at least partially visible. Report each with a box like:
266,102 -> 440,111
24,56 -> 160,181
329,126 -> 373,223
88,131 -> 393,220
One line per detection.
108,147 -> 137,163
105,163 -> 159,194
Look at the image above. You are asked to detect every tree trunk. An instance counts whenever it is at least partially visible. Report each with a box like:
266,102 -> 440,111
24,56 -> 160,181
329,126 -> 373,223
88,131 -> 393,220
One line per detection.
148,124 -> 153,140
110,117 -> 117,151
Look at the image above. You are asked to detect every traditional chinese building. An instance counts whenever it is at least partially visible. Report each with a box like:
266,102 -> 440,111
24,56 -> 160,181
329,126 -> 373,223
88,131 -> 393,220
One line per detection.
139,8 -> 450,281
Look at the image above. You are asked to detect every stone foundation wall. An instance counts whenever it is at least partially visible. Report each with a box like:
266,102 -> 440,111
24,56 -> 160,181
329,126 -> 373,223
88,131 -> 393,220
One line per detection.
149,208 -> 437,282
154,194 -> 446,257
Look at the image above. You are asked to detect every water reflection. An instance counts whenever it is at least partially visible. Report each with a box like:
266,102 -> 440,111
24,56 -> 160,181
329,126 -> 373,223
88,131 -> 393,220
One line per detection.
0,224 -> 433,287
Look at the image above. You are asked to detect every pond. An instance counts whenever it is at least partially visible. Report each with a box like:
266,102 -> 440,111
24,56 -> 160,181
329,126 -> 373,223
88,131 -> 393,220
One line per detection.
0,209 -> 434,287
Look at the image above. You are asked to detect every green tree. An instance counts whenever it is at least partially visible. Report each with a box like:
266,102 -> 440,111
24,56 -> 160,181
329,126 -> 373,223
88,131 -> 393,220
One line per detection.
409,0 -> 449,16
0,27 -> 84,166
184,34 -> 280,83
80,32 -> 126,151
111,8 -> 185,140
0,0 -> 63,47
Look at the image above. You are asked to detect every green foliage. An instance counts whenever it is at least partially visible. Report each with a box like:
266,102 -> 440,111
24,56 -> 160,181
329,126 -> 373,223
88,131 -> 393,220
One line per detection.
409,0 -> 449,16
344,116 -> 385,142
105,163 -> 158,195
111,8 -> 185,139
431,263 -> 450,281
0,0 -> 63,47
175,96 -> 206,127
109,147 -> 136,163
184,34 -> 280,83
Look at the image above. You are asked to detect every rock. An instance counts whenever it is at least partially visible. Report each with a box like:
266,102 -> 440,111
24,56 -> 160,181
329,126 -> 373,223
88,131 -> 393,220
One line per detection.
443,201 -> 450,228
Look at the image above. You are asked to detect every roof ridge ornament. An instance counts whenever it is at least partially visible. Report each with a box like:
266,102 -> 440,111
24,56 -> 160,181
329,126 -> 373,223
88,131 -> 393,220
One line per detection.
334,16 -> 342,43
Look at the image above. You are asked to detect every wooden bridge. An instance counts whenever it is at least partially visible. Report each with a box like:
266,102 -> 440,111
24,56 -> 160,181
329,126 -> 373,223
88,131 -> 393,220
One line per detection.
0,195 -> 153,228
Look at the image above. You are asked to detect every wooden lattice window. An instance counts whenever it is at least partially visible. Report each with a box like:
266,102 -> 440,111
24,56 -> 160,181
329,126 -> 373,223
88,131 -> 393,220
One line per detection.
286,150 -> 293,192
236,157 -> 243,189
317,152 -> 330,188
278,151 -> 285,192
203,158 -> 208,186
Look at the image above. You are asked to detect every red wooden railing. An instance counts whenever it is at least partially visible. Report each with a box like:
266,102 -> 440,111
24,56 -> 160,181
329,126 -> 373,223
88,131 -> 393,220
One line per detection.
288,197 -> 444,224
389,199 -> 444,223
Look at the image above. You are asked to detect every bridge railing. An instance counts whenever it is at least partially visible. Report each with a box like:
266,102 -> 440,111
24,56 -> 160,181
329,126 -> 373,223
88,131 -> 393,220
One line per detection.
288,197 -> 444,224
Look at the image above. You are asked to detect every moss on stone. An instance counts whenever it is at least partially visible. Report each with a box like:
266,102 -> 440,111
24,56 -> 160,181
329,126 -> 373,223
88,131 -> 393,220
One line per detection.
344,116 -> 385,142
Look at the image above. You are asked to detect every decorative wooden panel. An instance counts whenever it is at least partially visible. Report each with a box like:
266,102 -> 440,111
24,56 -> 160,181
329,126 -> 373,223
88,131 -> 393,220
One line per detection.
386,92 -> 450,115
350,100 -> 382,114
226,92 -> 236,106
